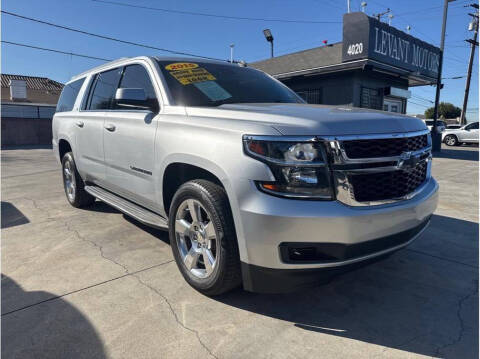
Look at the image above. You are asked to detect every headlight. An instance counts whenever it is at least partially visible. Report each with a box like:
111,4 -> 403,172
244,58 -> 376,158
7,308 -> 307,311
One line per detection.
243,136 -> 333,199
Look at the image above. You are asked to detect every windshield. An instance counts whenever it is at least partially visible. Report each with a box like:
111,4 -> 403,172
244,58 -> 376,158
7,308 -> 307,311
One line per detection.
157,60 -> 303,107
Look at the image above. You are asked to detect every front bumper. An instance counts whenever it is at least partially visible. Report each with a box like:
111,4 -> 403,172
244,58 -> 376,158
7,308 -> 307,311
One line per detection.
236,177 -> 439,292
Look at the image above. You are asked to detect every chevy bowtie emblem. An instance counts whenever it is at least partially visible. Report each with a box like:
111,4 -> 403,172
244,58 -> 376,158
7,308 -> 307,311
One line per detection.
400,151 -> 412,161
397,151 -> 420,170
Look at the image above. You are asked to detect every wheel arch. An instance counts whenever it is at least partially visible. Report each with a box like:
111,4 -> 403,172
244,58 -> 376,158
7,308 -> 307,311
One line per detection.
58,138 -> 73,160
162,161 -> 226,216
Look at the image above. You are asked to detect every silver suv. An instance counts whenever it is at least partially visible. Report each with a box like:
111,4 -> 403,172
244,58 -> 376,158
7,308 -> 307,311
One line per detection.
52,56 -> 438,295
442,122 -> 479,146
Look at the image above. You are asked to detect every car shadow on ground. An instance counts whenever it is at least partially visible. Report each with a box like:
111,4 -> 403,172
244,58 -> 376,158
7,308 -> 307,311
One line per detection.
1,275 -> 106,359
1,201 -> 30,229
123,214 -> 170,245
79,200 -> 122,214
73,205 -> 479,357
210,214 -> 478,358
434,148 -> 479,161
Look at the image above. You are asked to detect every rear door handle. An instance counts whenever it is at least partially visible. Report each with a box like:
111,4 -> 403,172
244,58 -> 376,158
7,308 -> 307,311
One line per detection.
75,121 -> 84,128
104,124 -> 116,132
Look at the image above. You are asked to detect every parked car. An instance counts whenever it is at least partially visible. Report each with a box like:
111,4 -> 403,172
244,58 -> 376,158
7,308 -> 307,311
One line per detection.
52,57 -> 439,295
446,124 -> 462,130
423,120 -> 446,133
442,122 -> 479,146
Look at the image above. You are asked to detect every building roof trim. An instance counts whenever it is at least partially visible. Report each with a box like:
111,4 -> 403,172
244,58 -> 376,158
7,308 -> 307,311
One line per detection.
1,74 -> 63,92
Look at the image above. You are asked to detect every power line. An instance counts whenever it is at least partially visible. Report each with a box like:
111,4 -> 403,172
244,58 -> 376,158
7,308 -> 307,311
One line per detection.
92,0 -> 341,24
411,95 -> 434,104
1,10 -> 225,61
1,40 -> 112,61
408,100 -> 430,108
443,75 -> 466,79
395,1 -> 469,18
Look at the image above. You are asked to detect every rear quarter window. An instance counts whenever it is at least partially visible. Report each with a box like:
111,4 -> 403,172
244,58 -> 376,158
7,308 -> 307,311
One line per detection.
56,78 -> 85,113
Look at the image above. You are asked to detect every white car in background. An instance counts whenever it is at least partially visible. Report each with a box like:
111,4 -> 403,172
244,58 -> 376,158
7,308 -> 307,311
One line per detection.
442,122 -> 479,146
423,120 -> 446,133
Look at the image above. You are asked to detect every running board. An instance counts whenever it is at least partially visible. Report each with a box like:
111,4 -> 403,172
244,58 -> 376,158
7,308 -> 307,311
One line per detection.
85,185 -> 168,229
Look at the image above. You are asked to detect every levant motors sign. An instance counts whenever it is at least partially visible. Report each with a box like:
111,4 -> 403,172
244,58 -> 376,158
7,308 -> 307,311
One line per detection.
342,12 -> 441,79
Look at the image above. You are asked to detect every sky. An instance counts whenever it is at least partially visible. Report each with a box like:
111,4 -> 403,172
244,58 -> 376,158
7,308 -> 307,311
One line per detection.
2,0 -> 479,120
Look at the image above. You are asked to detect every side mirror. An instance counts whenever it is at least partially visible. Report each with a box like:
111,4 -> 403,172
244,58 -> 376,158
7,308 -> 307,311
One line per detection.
115,88 -> 150,110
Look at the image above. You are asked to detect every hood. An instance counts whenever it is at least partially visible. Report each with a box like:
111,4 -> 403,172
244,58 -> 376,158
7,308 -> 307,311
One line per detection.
185,103 -> 427,136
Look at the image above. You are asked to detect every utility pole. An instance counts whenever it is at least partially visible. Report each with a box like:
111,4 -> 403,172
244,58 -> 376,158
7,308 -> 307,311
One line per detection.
460,4 -> 479,125
432,0 -> 456,152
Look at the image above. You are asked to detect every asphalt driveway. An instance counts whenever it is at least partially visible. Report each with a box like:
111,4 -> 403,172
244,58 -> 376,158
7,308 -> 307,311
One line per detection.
2,145 -> 478,358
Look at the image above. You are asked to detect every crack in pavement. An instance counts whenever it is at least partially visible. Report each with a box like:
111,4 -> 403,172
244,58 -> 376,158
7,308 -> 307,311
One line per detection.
132,273 -> 219,359
434,280 -> 478,357
7,198 -> 218,357
2,169 -> 59,179
405,248 -> 478,269
64,219 -> 131,274
63,219 -> 218,359
1,261 -> 173,316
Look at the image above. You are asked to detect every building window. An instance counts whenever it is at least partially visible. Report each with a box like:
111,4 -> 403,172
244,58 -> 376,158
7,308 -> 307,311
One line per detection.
360,87 -> 382,110
383,97 -> 404,113
295,88 -> 322,104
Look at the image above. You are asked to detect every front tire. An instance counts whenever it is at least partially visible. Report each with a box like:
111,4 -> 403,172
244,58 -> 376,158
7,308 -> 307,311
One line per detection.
61,152 -> 95,208
444,135 -> 458,146
168,180 -> 241,296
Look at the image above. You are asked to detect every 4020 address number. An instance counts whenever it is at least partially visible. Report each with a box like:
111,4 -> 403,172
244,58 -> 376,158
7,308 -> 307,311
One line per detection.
347,43 -> 363,55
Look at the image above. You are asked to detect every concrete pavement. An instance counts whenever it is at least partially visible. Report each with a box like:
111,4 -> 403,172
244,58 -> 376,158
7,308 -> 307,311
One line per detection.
2,145 -> 478,358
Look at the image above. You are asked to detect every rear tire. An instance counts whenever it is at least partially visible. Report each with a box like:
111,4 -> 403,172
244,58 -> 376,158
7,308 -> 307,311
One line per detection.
444,135 -> 458,146
168,180 -> 241,296
61,152 -> 95,208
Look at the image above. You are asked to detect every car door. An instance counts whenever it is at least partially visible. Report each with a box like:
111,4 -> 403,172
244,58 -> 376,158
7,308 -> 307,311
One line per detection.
102,63 -> 160,211
75,68 -> 123,183
464,122 -> 479,142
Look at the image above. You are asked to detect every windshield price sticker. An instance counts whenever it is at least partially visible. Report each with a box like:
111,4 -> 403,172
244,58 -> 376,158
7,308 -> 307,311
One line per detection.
165,62 -> 199,71
166,63 -> 216,85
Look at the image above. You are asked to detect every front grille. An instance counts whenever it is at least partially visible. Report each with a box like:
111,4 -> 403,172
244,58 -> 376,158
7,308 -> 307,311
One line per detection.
342,134 -> 428,159
348,161 -> 427,202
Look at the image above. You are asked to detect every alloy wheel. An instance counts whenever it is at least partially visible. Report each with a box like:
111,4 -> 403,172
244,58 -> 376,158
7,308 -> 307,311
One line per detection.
63,160 -> 76,201
445,136 -> 456,146
174,199 -> 218,279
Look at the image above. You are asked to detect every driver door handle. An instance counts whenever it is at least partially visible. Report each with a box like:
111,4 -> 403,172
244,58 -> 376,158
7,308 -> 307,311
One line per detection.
104,124 -> 116,132
75,121 -> 84,128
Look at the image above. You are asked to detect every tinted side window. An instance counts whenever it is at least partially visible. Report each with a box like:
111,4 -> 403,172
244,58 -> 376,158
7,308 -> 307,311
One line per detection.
467,122 -> 479,130
117,64 -> 159,112
56,78 -> 85,112
88,67 -> 123,110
